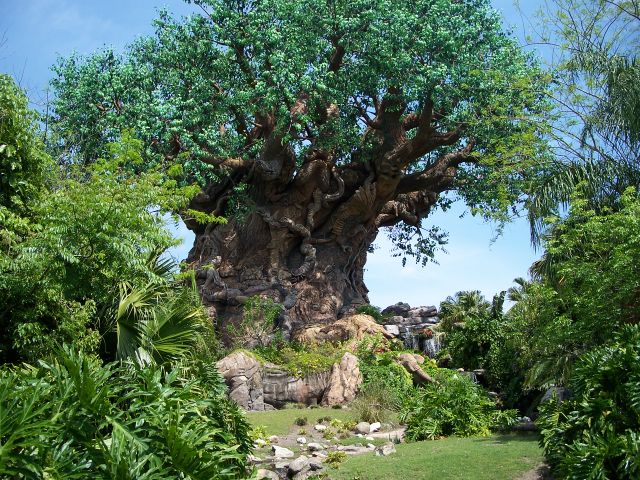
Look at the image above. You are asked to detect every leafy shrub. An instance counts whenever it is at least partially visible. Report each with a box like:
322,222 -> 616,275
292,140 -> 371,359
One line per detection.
355,304 -> 388,323
294,416 -> 308,426
355,336 -> 414,409
0,346 -> 251,479
324,451 -> 347,468
227,296 -> 283,349
255,341 -> 345,377
401,368 -> 517,440
537,325 -> 640,479
352,380 -> 401,424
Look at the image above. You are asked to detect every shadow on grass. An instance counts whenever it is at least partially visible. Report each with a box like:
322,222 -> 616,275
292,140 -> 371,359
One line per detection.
470,432 -> 540,445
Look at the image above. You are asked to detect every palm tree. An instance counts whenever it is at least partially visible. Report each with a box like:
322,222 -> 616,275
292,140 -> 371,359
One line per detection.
439,290 -> 490,331
113,251 -> 209,365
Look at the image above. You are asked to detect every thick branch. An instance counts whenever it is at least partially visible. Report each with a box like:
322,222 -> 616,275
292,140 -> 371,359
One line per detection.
396,141 -> 477,194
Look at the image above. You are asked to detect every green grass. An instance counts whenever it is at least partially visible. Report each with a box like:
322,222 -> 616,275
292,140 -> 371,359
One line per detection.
247,407 -> 356,436
330,433 -> 543,480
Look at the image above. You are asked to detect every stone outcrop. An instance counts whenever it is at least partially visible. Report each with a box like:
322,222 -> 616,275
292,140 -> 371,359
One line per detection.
322,353 -> 362,406
216,351 -> 362,410
263,367 -> 331,408
293,314 -> 391,344
216,351 -> 266,410
396,352 -> 435,384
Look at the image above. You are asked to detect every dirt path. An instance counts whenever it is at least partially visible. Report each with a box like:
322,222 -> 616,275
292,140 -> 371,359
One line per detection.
517,464 -> 553,480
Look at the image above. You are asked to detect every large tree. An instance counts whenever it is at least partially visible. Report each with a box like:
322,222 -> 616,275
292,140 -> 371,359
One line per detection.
50,0 -> 548,336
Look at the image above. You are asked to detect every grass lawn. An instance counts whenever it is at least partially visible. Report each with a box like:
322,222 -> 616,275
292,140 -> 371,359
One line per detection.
330,433 -> 543,480
246,407 -> 359,436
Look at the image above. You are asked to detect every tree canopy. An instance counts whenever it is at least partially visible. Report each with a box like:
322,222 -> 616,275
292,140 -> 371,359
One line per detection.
51,0 -> 549,255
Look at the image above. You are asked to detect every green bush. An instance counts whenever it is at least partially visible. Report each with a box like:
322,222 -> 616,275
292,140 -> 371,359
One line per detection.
351,380 -> 401,424
255,341 -> 345,377
401,369 -> 517,440
537,325 -> 640,479
355,304 -> 388,323
294,416 -> 308,426
355,335 -> 414,409
0,346 -> 251,479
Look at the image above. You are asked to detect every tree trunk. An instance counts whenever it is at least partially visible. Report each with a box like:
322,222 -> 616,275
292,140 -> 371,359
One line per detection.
187,206 -> 377,340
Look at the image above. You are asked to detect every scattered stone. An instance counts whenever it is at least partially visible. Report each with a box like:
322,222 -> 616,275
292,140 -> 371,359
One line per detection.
408,306 -> 437,318
272,445 -> 295,458
355,422 -> 371,435
355,433 -> 363,438
365,436 -> 374,441
369,422 -> 381,433
314,424 -> 327,432
367,443 -> 376,449
339,445 -> 370,455
375,442 -> 397,456
256,468 -> 279,480
307,442 -> 324,452
288,456 -> 310,475
309,458 -> 324,471
297,437 -> 307,445
254,438 -> 267,447
322,352 -> 363,406
269,435 -> 280,444
248,454 -> 264,464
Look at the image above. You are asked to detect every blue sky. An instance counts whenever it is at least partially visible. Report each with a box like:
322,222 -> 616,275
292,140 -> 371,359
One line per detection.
0,0 -> 546,309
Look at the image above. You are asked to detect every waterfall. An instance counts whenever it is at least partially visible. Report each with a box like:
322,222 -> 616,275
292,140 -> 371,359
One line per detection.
423,334 -> 442,359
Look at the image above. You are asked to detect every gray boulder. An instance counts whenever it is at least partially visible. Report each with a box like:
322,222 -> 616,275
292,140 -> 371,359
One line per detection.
375,442 -> 397,456
216,351 -> 265,410
272,445 -> 295,458
382,302 -> 411,316
288,456 -> 310,475
355,422 -> 371,434
256,469 -> 280,480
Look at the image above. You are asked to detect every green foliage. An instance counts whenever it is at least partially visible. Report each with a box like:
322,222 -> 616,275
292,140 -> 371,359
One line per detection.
324,451 -> 347,469
0,346 -> 251,479
294,416 -> 308,426
114,271 -> 210,366
255,340 -> 345,378
355,304 -> 388,323
351,380 -> 402,424
0,121 -> 206,363
0,74 -> 50,218
50,0 -> 550,260
226,296 -> 283,349
528,1 -> 640,243
514,188 -> 640,390
401,368 -> 517,440
537,324 -> 640,479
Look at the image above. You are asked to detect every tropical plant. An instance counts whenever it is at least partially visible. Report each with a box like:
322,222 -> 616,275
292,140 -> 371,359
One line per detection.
439,290 -> 491,331
401,368 -> 517,440
0,122 -> 203,364
537,324 -> 640,479
0,346 -> 251,479
113,275 -> 210,365
527,0 -> 640,243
